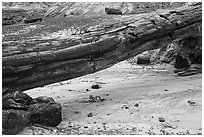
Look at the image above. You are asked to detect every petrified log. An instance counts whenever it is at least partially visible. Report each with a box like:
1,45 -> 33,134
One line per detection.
2,3 -> 202,94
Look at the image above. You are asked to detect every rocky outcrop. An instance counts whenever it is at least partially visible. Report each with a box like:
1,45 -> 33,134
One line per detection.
2,91 -> 62,135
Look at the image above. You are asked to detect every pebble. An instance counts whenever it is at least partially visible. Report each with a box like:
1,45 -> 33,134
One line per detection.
159,117 -> 165,122
75,111 -> 80,114
122,105 -> 129,109
134,103 -> 139,107
87,113 -> 93,117
188,100 -> 196,106
84,89 -> 90,93
91,84 -> 100,89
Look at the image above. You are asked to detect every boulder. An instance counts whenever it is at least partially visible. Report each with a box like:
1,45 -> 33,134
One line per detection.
2,94 -> 62,134
28,103 -> 62,127
2,91 -> 33,110
174,54 -> 191,69
2,109 -> 30,135
105,8 -> 122,15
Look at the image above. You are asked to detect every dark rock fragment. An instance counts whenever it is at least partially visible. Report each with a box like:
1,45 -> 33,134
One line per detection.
84,126 -> 88,128
24,17 -> 42,24
87,113 -> 93,117
159,117 -> 165,122
188,100 -> 196,106
91,84 -> 100,89
105,8 -> 122,15
122,105 -> 129,109
134,103 -> 139,107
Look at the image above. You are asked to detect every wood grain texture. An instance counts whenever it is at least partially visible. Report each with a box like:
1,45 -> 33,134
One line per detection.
2,3 -> 202,94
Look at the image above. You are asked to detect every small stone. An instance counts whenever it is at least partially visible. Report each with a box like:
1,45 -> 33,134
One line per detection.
134,103 -> 139,107
164,89 -> 168,91
122,105 -> 129,109
75,111 -> 80,114
159,117 -> 165,122
188,100 -> 196,106
91,84 -> 100,89
84,126 -> 88,128
151,115 -> 154,118
87,113 -> 93,117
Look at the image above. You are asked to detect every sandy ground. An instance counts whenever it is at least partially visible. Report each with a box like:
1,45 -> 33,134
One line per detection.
19,61 -> 202,135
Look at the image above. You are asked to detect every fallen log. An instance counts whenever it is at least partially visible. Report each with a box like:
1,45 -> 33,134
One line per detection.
2,3 -> 202,94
